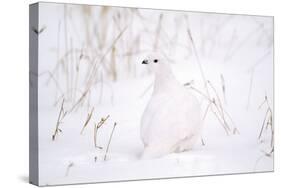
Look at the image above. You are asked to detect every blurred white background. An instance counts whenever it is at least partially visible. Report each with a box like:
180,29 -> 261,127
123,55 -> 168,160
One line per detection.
0,0 -> 279,188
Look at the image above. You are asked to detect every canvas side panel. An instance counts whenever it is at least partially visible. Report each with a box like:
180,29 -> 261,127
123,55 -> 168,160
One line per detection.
29,3 -> 39,186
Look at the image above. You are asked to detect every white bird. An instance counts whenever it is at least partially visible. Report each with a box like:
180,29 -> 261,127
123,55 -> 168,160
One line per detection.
140,52 -> 203,159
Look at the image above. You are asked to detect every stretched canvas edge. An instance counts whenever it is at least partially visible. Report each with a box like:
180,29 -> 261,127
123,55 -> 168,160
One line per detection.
29,3 -> 39,186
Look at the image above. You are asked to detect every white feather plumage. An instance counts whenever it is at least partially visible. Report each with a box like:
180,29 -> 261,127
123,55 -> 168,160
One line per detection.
140,53 -> 202,159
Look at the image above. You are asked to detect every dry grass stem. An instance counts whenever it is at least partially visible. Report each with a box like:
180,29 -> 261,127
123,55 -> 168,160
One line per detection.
184,16 -> 239,135
246,70 -> 254,109
246,50 -> 272,109
220,74 -> 227,104
80,106 -> 95,134
202,101 -> 212,120
68,90 -> 89,113
188,84 -> 236,135
94,115 -> 110,149
201,138 -> 205,146
257,95 -> 274,163
207,81 -> 232,132
97,115 -> 110,129
52,99 -> 67,141
85,25 -> 128,89
32,25 -> 47,35
104,122 -> 117,161
258,95 -> 273,145
65,162 -> 74,177
185,16 -> 210,97
258,108 -> 271,140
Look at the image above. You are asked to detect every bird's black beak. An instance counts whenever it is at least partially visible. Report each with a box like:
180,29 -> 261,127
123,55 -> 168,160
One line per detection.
142,59 -> 148,64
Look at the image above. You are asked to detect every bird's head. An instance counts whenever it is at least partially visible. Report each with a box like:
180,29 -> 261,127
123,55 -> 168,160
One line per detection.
141,52 -> 171,75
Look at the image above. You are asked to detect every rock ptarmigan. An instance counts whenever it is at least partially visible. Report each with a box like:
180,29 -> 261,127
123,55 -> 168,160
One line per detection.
140,52 -> 202,159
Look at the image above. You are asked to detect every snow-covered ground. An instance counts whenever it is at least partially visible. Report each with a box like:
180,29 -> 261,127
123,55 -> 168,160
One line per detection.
36,2 -> 273,186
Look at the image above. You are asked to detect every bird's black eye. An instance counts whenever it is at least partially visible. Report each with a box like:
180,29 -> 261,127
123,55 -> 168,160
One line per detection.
153,59 -> 158,63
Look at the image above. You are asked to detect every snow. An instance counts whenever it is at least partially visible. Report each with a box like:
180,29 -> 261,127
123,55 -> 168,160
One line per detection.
36,2 -> 273,186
